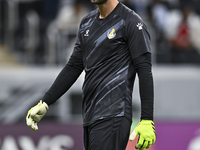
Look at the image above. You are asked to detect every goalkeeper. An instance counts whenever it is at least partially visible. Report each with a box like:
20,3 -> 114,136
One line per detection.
26,0 -> 156,149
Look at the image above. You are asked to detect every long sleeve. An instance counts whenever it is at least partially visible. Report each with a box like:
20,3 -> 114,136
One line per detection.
132,52 -> 154,120
42,32 -> 84,106
42,54 -> 84,106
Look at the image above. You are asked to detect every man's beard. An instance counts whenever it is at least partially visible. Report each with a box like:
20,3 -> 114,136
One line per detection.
91,0 -> 108,5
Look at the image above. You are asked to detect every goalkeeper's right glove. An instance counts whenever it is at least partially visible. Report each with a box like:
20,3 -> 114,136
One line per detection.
26,100 -> 48,131
129,120 -> 156,149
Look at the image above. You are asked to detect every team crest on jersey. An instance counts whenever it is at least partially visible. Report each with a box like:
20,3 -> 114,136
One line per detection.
107,28 -> 116,39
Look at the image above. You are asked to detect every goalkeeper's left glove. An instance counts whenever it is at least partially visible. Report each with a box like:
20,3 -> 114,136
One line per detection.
26,100 -> 48,131
129,120 -> 156,150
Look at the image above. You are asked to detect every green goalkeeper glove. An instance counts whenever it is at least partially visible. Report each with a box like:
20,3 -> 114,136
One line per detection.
26,100 -> 48,131
129,120 -> 156,150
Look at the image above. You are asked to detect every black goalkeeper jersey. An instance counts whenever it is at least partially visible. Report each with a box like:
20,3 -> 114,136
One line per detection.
43,2 -> 152,126
76,3 -> 151,125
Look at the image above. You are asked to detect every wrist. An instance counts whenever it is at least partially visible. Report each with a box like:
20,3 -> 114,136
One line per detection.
42,101 -> 49,110
141,119 -> 153,122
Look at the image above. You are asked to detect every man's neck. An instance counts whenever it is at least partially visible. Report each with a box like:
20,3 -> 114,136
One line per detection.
98,0 -> 119,19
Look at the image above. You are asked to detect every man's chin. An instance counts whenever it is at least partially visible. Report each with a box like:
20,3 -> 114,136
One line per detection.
91,0 -> 107,5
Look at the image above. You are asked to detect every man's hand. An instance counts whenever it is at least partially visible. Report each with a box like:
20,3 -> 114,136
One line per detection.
26,100 -> 48,131
129,120 -> 156,149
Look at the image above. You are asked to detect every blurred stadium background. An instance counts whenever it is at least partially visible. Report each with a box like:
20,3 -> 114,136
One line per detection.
0,0 -> 200,149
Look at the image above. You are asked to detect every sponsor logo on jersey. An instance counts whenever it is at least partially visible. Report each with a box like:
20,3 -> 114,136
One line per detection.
107,28 -> 116,39
136,23 -> 143,30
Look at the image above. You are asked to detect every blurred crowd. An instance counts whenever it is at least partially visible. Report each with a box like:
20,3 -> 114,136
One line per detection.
0,0 -> 200,65
147,0 -> 200,64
